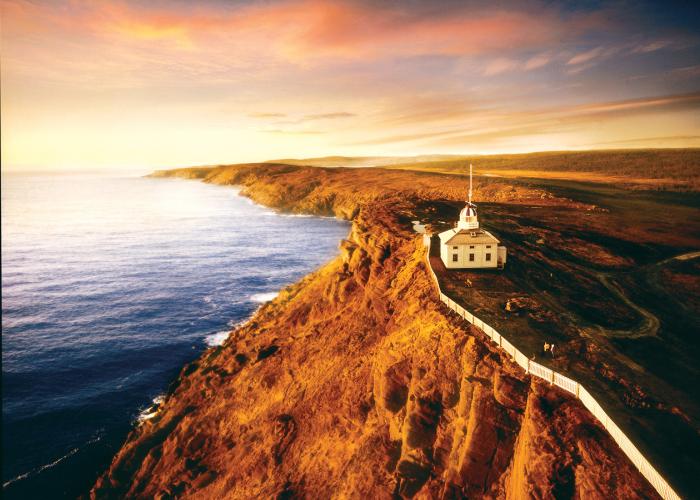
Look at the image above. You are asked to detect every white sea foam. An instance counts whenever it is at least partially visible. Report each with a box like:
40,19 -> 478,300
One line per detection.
205,330 -> 230,346
250,292 -> 278,303
137,395 -> 165,423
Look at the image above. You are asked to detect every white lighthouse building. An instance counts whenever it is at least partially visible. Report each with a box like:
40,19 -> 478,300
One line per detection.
438,165 -> 507,269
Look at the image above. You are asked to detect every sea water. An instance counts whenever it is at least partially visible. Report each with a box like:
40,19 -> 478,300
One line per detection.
1,172 -> 349,498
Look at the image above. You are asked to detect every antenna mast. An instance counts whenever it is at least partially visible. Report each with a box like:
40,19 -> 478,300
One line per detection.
468,164 -> 473,204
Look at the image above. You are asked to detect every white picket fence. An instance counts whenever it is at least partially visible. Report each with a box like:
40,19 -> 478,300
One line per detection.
422,235 -> 681,500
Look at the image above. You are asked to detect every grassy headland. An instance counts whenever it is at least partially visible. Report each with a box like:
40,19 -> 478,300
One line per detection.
269,149 -> 700,190
94,152 -> 699,498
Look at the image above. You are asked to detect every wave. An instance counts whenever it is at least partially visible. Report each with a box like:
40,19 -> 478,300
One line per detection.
250,292 -> 278,303
3,435 -> 102,489
204,330 -> 230,347
136,395 -> 165,424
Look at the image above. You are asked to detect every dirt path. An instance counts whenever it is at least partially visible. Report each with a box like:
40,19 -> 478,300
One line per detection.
589,251 -> 699,339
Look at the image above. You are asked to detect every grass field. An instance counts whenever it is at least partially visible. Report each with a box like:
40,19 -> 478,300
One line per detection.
361,149 -> 700,190
415,175 -> 699,497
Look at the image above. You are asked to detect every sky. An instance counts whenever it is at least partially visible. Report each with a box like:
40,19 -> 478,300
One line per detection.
1,0 -> 700,171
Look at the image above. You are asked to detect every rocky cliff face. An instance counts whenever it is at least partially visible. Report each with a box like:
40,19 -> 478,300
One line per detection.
93,165 -> 658,499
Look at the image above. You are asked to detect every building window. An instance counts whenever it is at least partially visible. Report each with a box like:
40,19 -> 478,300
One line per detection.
486,245 -> 491,249
469,245 -> 474,249
469,254 -> 475,262
452,254 -> 458,262
486,253 -> 491,261
453,246 -> 458,250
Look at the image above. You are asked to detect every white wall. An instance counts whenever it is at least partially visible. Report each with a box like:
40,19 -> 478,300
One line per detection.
497,246 -> 507,266
441,242 -> 498,269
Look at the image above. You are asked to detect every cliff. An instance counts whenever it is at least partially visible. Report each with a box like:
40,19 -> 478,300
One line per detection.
92,164 -> 659,499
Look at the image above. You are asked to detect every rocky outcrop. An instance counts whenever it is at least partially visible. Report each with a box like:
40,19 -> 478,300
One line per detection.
92,165 -> 658,498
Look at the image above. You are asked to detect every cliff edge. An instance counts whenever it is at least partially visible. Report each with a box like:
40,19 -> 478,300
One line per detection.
92,164 -> 658,499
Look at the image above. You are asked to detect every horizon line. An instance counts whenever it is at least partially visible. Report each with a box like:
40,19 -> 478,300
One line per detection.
3,145 -> 700,174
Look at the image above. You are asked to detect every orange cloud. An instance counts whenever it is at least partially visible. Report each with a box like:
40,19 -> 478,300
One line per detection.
271,2 -> 603,63
483,58 -> 519,75
570,92 -> 700,116
352,92 -> 700,148
524,53 -> 551,70
1,0 -> 605,66
3,0 -> 697,169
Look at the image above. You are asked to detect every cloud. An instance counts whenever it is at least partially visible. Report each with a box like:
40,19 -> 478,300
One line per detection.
565,62 -> 596,75
564,45 -> 623,73
249,112 -> 287,118
434,92 -> 700,146
567,46 -> 604,65
570,92 -> 700,116
524,53 -> 551,70
272,112 -> 356,125
349,129 -> 458,146
631,40 -> 671,53
483,53 -> 551,75
3,0 -> 699,167
269,3 -> 613,65
352,92 -> 700,147
483,58 -> 519,76
1,0 -> 609,76
578,135 -> 700,147
261,129 -> 323,135
671,64 -> 700,78
303,112 -> 355,120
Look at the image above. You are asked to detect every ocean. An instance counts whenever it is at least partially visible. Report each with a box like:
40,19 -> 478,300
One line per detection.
1,172 -> 349,499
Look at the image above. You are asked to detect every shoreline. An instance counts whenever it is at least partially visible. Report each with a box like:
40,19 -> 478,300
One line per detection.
131,177 -> 352,428
128,175 -> 354,434
2,172 -> 351,500
92,162 -> 686,499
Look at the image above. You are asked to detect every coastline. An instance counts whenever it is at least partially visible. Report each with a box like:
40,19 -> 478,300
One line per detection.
130,176 -> 353,425
92,163 -> 664,499
2,172 -> 351,500
124,173 -> 357,432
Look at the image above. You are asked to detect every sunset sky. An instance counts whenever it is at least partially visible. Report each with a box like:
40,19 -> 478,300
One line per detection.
2,0 -> 699,171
